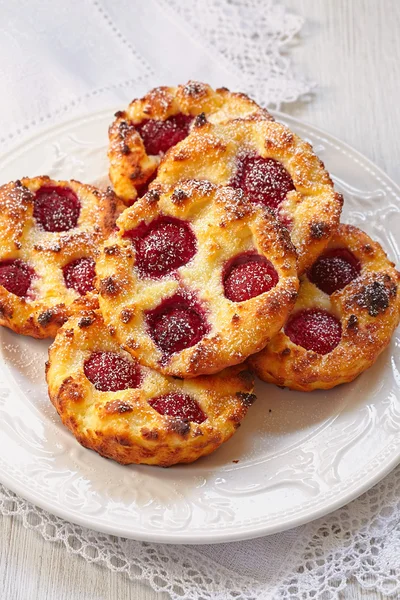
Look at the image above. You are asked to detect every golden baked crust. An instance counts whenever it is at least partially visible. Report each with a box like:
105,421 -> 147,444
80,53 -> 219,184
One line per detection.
46,311 -> 256,466
249,224 -> 400,391
96,181 -> 299,378
108,81 -> 272,204
151,118 -> 343,273
0,177 -> 123,338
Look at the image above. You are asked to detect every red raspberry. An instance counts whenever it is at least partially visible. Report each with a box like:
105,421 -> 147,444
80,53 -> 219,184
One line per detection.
285,309 -> 342,355
84,352 -> 141,392
149,393 -> 206,424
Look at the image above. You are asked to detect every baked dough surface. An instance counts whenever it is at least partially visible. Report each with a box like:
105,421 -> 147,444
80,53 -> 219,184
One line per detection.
47,311 -> 255,466
250,224 -> 400,390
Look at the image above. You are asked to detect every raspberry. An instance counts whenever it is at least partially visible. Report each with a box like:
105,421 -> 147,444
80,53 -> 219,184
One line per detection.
223,253 -> 278,302
136,114 -> 193,155
231,154 -> 295,211
308,248 -> 361,295
0,260 -> 35,297
149,393 -> 206,424
285,309 -> 342,355
63,258 -> 96,295
84,352 -> 141,391
126,216 -> 196,279
34,186 -> 80,232
146,293 -> 209,356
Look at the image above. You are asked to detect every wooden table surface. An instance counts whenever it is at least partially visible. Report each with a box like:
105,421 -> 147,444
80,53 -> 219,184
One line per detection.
1,0 -> 399,598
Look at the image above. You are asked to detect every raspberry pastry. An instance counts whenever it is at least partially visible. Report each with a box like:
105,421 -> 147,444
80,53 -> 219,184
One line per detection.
151,118 -> 343,273
46,311 -> 255,466
108,81 -> 272,204
96,181 -> 299,378
0,177 -> 123,338
249,224 -> 400,391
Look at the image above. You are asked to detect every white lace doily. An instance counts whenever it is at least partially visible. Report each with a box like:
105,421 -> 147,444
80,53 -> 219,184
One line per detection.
2,466 -> 399,600
1,1 -> 399,599
0,0 -> 311,151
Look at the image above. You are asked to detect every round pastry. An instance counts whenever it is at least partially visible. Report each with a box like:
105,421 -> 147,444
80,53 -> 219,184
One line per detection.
249,224 -> 400,391
108,80 -> 272,204
151,118 -> 343,273
96,181 -> 299,378
0,177 -> 123,338
46,311 -> 256,466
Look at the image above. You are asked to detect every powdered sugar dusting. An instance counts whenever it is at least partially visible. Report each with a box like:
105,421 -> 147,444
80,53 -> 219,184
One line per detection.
33,186 -> 80,232
128,216 -> 197,279
308,249 -> 361,295
149,392 -> 207,423
223,254 -> 278,302
63,257 -> 96,296
0,260 -> 35,297
84,351 -> 142,392
146,291 -> 210,359
136,114 -> 193,156
231,153 -> 295,212
1,340 -> 47,383
285,309 -> 342,355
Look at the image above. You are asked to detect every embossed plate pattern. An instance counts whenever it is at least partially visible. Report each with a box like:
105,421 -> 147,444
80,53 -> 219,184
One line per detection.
0,110 -> 399,544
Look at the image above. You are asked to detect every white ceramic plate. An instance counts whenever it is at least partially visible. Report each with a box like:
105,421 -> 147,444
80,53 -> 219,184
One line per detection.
0,110 -> 399,544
